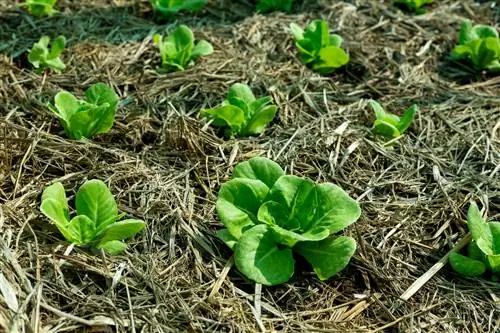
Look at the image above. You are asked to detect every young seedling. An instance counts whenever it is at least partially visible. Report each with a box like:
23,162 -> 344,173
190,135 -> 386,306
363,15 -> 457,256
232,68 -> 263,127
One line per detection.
149,0 -> 207,17
48,83 -> 119,140
451,20 -> 500,72
153,25 -> 213,72
369,100 -> 417,140
201,83 -> 277,138
40,180 -> 146,255
449,202 -> 500,280
216,157 -> 361,285
256,0 -> 293,13
290,20 -> 349,74
393,0 -> 432,14
28,35 -> 66,73
20,0 -> 58,17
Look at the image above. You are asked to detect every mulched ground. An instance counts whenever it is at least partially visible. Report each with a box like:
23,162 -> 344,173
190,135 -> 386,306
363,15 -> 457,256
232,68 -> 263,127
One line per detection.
1,0 -> 499,332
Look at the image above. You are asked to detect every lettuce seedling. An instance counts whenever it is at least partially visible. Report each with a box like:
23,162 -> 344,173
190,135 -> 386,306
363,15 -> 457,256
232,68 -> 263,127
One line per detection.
393,0 -> 432,13
290,20 -> 349,74
451,20 -> 500,72
369,100 -> 417,139
149,0 -> 207,17
48,83 -> 119,140
201,83 -> 277,138
449,202 -> 500,279
216,157 -> 361,285
40,180 -> 146,255
153,25 -> 213,72
28,35 -> 66,73
21,0 -> 58,17
256,0 -> 293,13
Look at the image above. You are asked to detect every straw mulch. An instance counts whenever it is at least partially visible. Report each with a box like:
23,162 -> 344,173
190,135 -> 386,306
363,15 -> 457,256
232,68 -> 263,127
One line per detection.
0,0 -> 499,332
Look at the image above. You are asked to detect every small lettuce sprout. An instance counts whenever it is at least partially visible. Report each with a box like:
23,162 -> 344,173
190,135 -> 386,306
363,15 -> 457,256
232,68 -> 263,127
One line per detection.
149,0 -> 207,17
257,0 -> 293,13
153,25 -> 213,72
393,0 -> 432,13
21,0 -> 58,17
48,83 -> 119,140
40,180 -> 146,255
290,20 -> 349,74
216,157 -> 361,285
28,35 -> 66,73
370,100 -> 416,139
201,83 -> 277,137
449,202 -> 500,279
451,20 -> 500,72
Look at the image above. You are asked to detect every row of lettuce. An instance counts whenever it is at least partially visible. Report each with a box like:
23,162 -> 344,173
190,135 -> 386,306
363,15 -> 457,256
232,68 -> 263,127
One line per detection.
21,0 -> 436,17
21,2 -> 500,285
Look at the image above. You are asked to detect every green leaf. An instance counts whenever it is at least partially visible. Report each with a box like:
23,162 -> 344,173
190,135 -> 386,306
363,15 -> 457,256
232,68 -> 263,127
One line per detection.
303,20 -> 330,51
232,156 -> 284,189
373,120 -> 401,139
97,240 -> 127,255
458,20 -> 473,45
449,251 -> 486,277
467,202 -> 493,255
470,25 -> 499,40
40,199 -> 76,242
83,83 -> 119,135
67,215 -> 96,245
256,0 -> 293,13
329,34 -> 343,47
75,179 -> 118,231
150,0 -> 207,16
217,229 -> 238,250
451,44 -> 472,60
201,105 -> 246,134
469,38 -> 499,70
192,40 -> 213,59
312,45 -> 349,74
244,105 -> 277,136
489,222 -> 500,254
98,219 -> 146,243
370,100 -> 400,126
216,178 -> 269,239
270,223 -> 330,247
396,104 -> 417,134
295,236 -> 356,280
52,91 -> 79,123
47,35 -> 66,59
85,83 -> 119,111
228,83 -> 256,115
234,225 -> 294,285
467,241 -> 485,261
41,182 -> 69,220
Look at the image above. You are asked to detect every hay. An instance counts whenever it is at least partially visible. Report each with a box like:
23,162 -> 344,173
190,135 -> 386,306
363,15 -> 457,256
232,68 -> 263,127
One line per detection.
1,0 -> 499,331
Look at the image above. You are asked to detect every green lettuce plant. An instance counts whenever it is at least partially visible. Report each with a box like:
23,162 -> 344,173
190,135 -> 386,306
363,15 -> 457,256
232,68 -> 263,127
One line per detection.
256,0 -> 293,13
40,180 -> 146,255
201,83 -> 277,138
449,202 -> 500,279
216,157 -> 361,285
153,25 -> 213,72
28,35 -> 66,73
369,100 -> 416,139
451,20 -> 500,72
48,83 -> 119,140
21,0 -> 58,17
393,0 -> 432,13
149,0 -> 207,17
290,20 -> 349,74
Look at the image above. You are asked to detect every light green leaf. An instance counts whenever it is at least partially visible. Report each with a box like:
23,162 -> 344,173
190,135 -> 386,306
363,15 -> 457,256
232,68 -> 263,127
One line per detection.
449,251 -> 486,277
98,219 -> 146,243
53,91 -> 80,122
40,198 -> 75,242
48,35 -> 66,59
67,215 -> 96,245
270,224 -> 329,247
217,229 -> 238,250
75,179 -> 118,231
192,40 -> 213,59
451,44 -> 472,60
329,34 -> 343,47
216,178 -> 269,239
290,23 -> 304,41
244,105 -> 277,136
201,105 -> 246,133
295,236 -> 356,280
303,20 -> 330,51
228,83 -> 256,114
85,83 -> 119,111
397,104 -> 417,134
372,120 -> 401,139
467,202 -> 493,254
41,182 -> 69,220
97,240 -> 127,255
234,224 -> 294,285
232,156 -> 284,189
313,45 -> 349,74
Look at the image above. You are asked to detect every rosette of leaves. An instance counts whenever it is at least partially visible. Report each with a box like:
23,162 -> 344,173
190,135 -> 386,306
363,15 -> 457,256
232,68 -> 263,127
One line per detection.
393,0 -> 432,14
216,157 -> 361,285
149,0 -> 207,17
21,0 -> 58,17
256,0 -> 293,13
40,180 -> 146,255
28,35 -> 66,73
449,202 -> 500,279
451,20 -> 500,72
290,20 -> 349,74
48,83 -> 119,140
370,100 -> 417,140
201,83 -> 277,138
153,25 -> 213,72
